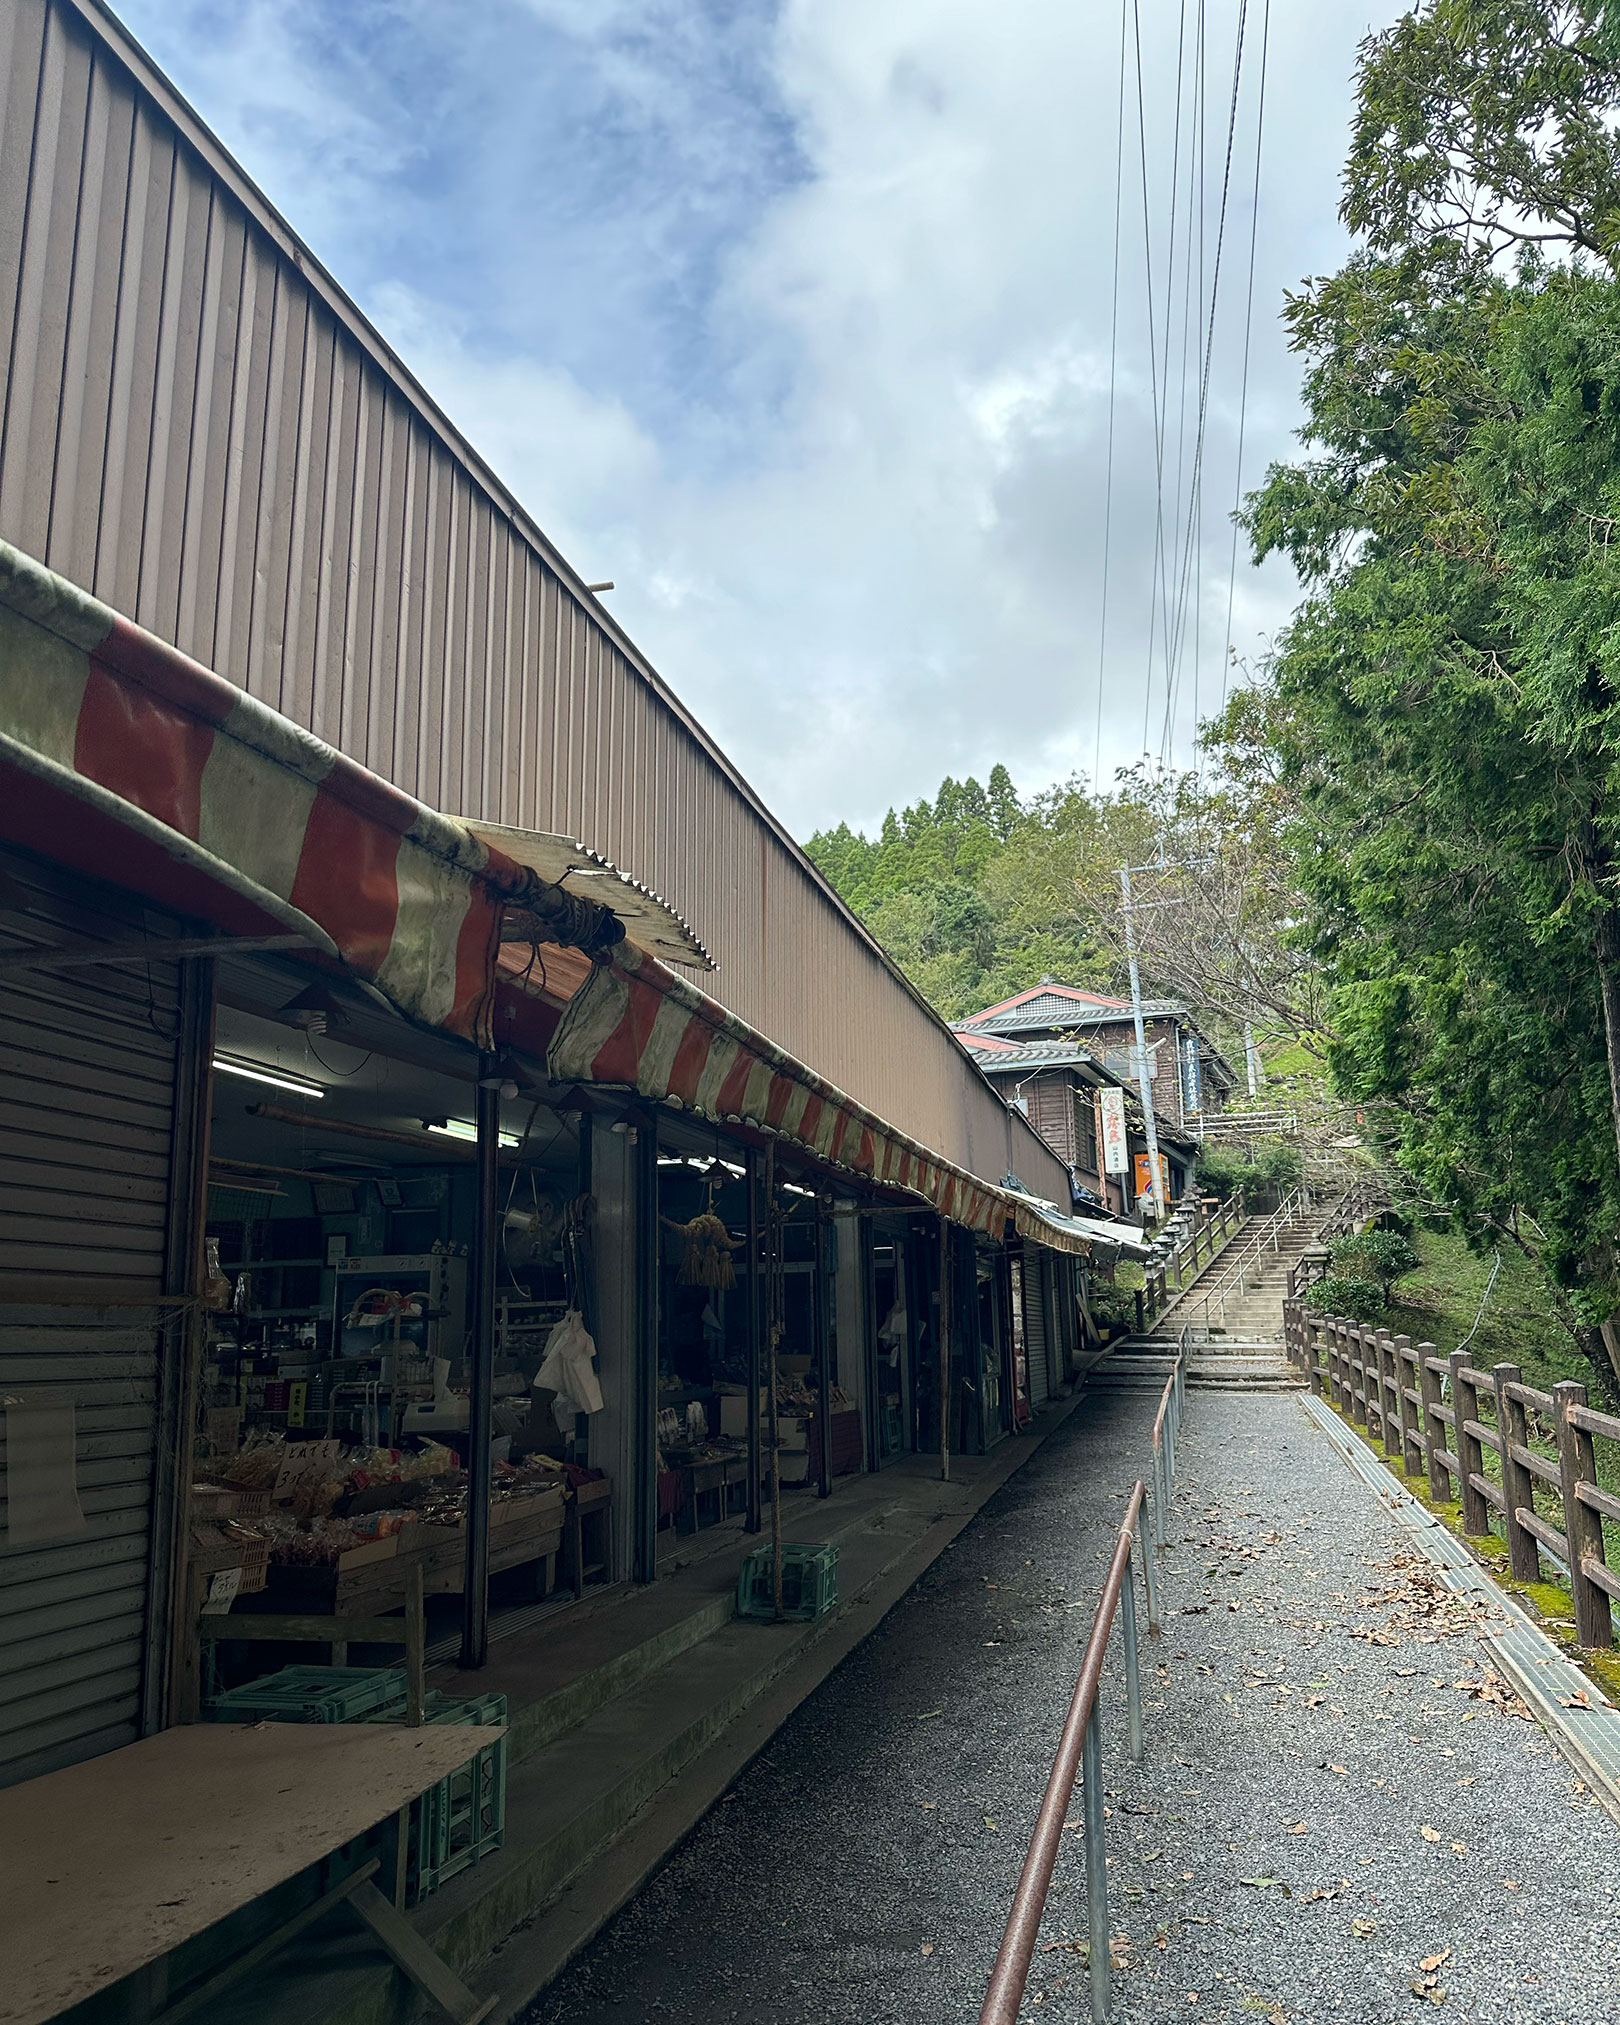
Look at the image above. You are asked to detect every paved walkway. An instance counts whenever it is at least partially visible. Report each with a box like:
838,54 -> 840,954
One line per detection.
522,1393 -> 1620,2025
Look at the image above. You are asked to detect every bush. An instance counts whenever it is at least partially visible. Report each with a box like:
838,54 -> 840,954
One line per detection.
1194,1138 -> 1304,1204
1331,1230 -> 1418,1295
1303,1274 -> 1386,1321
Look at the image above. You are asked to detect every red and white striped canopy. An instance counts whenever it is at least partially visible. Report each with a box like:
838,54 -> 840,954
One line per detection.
0,540 -> 555,1044
548,942 -> 1027,1236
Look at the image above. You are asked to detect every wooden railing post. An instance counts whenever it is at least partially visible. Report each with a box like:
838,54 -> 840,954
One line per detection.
1349,1325 -> 1367,1425
1393,1336 -> 1421,1477
1375,1330 -> 1400,1459
1554,1379 -> 1614,1650
1492,1364 -> 1540,1583
1450,1352 -> 1489,1536
1308,1317 -> 1324,1397
1418,1346 -> 1447,1500
1134,1288 -> 1144,1334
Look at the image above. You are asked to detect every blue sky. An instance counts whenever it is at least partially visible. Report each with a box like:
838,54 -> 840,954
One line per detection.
116,0 -> 1405,837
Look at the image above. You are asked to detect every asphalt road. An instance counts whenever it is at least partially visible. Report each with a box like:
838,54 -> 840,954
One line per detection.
524,1389 -> 1620,2025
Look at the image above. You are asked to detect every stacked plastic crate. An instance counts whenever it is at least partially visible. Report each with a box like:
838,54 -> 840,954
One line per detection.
736,1542 -> 839,1621
203,1664 -> 506,1906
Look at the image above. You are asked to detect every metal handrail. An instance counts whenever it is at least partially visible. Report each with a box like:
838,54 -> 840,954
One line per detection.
980,1338 -> 1188,2025
1192,1185 -> 1311,1334
1135,1191 -> 1245,1332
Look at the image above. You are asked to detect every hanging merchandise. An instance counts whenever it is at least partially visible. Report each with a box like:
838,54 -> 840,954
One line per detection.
534,1309 -> 604,1430
663,1209 -> 742,1288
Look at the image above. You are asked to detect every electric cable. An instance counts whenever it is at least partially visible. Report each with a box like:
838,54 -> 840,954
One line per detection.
1094,0 -> 1130,793
1220,0 -> 1271,716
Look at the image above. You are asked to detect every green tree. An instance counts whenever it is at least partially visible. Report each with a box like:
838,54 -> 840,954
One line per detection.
1213,0 -> 1620,1386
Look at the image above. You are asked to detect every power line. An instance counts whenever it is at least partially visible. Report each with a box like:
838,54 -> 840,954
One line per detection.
1159,0 -> 1251,763
1094,0 -> 1130,795
1220,0 -> 1271,717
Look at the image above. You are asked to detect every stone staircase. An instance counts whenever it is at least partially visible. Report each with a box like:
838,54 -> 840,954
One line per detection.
1096,1201 -> 1324,1393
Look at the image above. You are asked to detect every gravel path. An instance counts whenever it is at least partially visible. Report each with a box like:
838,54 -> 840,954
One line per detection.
522,1390 -> 1620,2025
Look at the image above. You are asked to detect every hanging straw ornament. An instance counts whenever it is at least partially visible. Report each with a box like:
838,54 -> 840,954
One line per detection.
661,1210 -> 742,1288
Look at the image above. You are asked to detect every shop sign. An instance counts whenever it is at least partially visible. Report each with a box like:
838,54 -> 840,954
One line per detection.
1098,1087 -> 1129,1174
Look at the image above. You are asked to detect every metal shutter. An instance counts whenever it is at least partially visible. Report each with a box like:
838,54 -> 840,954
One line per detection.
1022,1254 -> 1049,1409
0,845 -> 193,1788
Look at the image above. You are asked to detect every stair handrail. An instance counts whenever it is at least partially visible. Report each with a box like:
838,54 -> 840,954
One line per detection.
1192,1185 -> 1312,1335
1136,1191 -> 1246,1331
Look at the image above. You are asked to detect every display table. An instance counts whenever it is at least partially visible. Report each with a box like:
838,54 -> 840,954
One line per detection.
660,1452 -> 748,1533
0,1722 -> 506,2025
257,1487 -> 570,1619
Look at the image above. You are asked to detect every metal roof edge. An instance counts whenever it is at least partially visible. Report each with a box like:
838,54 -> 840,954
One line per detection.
59,0 -> 957,1055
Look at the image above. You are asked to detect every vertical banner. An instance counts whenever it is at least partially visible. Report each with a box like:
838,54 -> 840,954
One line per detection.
1182,1034 -> 1203,1113
1098,1086 -> 1129,1174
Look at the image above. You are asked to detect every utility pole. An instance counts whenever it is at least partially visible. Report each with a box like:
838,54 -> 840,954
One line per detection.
1244,1023 -> 1259,1098
1119,863 -> 1164,1224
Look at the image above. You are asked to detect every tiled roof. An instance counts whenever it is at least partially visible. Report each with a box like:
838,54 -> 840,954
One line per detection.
953,984 -> 1130,1030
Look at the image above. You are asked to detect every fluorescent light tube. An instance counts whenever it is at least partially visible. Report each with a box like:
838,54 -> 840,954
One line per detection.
426,1119 -> 520,1149
212,1054 -> 324,1098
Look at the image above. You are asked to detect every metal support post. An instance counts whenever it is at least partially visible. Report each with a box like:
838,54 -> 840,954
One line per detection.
1081,1713 -> 1110,2022
1121,1548 -> 1143,1761
1119,862 -> 1163,1226
459,1059 -> 501,1669
1139,1495 -> 1161,1630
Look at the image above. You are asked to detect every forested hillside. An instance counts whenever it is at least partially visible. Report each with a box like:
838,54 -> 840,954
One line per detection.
805,748 -> 1316,1047
806,765 -> 1121,1018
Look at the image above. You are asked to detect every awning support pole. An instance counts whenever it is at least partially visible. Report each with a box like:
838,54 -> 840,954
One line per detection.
939,1218 -> 951,1484
816,1197 -> 833,1500
745,1149 -> 762,1534
459,1056 -> 501,1669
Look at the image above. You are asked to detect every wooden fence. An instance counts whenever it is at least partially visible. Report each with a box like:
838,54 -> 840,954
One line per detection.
1283,1303 -> 1620,1650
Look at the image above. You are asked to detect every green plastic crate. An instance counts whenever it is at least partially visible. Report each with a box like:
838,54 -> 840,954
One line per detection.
736,1542 -> 838,1622
203,1665 -> 406,1724
366,1689 -> 507,1904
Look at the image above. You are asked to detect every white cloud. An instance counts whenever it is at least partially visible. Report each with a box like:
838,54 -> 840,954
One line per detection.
114,0 -> 1406,837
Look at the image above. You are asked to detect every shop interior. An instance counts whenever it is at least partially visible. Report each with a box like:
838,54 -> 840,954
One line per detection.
652,1120 -> 864,1547
190,955 -> 612,1678
867,1218 -> 929,1464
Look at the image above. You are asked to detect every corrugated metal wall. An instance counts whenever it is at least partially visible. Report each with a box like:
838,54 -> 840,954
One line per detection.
0,842 -> 186,1787
0,0 -> 1068,1202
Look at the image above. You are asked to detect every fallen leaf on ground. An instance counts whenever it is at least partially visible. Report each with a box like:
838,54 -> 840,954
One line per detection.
1287,1822 -> 1309,1834
1561,1689 -> 1593,1710
920,1943 -> 934,1957
1352,1917 -> 1377,1938
1420,1825 -> 1442,1842
1420,1950 -> 1452,1972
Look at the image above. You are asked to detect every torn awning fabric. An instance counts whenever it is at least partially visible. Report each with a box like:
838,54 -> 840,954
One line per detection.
0,538 -> 590,1046
547,942 -> 1022,1237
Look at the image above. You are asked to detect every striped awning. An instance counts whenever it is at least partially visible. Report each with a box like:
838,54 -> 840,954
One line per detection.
0,541 -> 683,1045
548,943 -> 1020,1235
1013,1200 -> 1150,1261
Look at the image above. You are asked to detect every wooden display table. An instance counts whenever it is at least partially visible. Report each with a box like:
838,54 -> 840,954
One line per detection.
258,1487 -> 568,1618
563,1476 -> 612,1595
670,1451 -> 748,1533
0,1722 -> 505,2025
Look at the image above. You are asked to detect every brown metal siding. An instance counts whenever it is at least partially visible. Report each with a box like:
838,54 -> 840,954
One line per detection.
0,0 -> 1068,1202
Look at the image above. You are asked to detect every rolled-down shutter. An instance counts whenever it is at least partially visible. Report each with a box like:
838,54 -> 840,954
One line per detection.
1022,1254 -> 1050,1409
0,844 -> 197,1789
